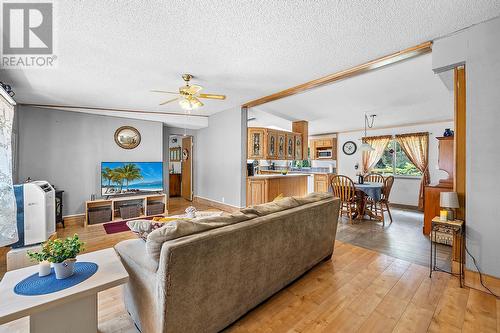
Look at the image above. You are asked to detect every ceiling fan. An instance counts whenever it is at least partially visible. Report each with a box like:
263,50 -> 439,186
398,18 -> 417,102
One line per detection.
151,74 -> 226,111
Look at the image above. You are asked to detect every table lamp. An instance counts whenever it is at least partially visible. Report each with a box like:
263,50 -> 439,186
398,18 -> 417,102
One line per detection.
440,192 -> 459,221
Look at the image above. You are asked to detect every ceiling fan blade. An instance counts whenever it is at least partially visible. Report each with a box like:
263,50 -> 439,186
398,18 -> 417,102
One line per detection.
159,97 -> 180,105
192,96 -> 204,107
198,93 -> 226,100
150,90 -> 180,95
185,84 -> 202,95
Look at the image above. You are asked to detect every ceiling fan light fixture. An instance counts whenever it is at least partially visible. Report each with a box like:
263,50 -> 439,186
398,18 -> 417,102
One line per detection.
179,96 -> 202,111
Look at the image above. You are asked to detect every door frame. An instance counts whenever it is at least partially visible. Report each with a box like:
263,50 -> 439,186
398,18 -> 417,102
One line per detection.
181,135 -> 194,201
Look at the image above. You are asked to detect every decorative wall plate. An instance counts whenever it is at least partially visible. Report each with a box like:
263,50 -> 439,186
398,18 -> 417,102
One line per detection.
114,126 -> 141,149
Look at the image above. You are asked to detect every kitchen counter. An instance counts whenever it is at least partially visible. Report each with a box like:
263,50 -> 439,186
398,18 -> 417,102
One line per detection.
258,169 -> 335,175
248,173 -> 311,179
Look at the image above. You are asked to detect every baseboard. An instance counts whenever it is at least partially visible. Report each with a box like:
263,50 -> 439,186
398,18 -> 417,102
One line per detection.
62,214 -> 85,227
464,268 -> 500,296
389,203 -> 420,211
193,196 -> 242,213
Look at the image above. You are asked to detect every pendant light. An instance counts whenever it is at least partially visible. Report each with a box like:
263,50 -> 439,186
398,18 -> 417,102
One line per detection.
361,113 -> 376,152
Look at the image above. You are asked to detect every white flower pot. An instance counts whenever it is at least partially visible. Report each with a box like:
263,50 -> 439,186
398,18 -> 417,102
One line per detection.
39,260 -> 51,277
53,259 -> 76,279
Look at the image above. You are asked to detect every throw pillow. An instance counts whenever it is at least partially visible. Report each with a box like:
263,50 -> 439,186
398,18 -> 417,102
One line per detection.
127,219 -> 186,240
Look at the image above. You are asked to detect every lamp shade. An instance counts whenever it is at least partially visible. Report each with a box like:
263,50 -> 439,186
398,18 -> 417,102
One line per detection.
360,142 -> 375,151
440,192 -> 459,208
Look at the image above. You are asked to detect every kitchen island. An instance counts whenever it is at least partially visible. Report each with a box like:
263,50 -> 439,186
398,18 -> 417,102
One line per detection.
246,173 -> 309,206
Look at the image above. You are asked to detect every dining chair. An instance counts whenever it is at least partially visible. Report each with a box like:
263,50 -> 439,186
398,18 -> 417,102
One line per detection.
364,173 -> 384,215
373,175 -> 395,224
364,173 -> 385,184
330,175 -> 356,223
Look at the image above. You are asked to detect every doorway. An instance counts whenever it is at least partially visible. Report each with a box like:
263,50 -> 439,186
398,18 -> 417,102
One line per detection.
168,135 -> 193,203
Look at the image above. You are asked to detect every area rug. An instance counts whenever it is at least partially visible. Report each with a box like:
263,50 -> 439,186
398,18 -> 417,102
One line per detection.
103,216 -> 158,235
103,221 -> 131,234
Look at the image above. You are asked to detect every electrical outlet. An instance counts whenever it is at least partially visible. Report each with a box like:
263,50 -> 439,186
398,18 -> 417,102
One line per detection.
222,197 -> 225,203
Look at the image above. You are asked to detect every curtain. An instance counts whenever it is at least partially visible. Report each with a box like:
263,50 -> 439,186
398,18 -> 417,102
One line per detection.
362,135 -> 391,173
0,93 -> 17,246
396,132 -> 430,210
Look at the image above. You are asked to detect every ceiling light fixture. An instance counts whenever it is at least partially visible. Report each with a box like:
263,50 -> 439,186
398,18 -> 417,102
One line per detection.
360,113 -> 376,152
179,95 -> 202,111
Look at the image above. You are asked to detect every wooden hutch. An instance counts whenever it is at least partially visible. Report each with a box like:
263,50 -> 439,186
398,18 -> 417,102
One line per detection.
423,136 -> 454,235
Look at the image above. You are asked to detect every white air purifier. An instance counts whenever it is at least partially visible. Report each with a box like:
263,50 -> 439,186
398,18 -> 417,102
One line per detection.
12,181 -> 56,248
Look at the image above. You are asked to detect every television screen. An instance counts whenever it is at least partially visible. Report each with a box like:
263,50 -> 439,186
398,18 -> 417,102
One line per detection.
101,162 -> 163,196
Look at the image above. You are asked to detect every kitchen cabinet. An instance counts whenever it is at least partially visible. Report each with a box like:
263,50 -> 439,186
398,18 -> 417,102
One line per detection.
313,174 -> 330,193
266,130 -> 278,159
247,178 -> 268,205
247,174 -> 308,206
247,127 -> 303,161
294,134 -> 303,160
277,132 -> 286,160
286,133 -> 295,160
248,128 -> 266,159
310,136 -> 337,160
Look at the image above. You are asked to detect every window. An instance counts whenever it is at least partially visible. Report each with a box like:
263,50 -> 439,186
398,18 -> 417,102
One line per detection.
373,140 -> 422,177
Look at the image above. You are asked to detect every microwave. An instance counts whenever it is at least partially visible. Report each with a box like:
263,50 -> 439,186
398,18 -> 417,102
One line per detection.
317,149 -> 333,159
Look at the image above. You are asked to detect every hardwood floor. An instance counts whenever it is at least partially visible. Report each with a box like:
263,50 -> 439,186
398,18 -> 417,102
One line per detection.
0,200 -> 497,333
336,206 -> 452,270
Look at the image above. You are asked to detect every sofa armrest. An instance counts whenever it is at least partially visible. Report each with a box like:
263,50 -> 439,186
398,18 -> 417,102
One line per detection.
115,239 -> 159,273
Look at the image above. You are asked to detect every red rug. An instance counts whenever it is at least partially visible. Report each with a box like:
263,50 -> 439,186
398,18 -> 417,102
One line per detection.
103,216 -> 162,235
103,221 -> 130,234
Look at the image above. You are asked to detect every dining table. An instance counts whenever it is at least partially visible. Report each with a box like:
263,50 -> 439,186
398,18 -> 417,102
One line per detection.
352,182 -> 384,220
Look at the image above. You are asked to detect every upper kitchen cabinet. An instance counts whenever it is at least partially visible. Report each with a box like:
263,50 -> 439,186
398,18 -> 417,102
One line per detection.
277,132 -> 286,160
286,133 -> 295,159
247,128 -> 266,159
294,134 -> 303,160
247,127 -> 304,161
310,136 -> 337,160
266,130 -> 278,159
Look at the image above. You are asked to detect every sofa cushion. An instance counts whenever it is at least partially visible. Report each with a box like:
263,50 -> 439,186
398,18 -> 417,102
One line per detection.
127,219 -> 190,240
293,192 -> 334,205
145,212 -> 254,260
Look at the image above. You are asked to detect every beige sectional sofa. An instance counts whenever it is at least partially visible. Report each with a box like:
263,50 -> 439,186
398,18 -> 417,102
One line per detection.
115,192 -> 340,333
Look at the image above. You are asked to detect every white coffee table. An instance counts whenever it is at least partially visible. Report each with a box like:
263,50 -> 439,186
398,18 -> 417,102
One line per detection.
0,248 -> 129,333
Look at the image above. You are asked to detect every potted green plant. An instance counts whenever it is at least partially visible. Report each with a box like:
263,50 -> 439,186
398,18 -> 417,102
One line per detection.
28,234 -> 85,279
27,246 -> 51,277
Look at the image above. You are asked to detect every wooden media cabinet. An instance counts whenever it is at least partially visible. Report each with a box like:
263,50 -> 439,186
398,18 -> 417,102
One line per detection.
85,193 -> 167,226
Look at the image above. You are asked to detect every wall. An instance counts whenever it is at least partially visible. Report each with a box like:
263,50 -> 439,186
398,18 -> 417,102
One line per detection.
17,106 -> 163,216
195,107 -> 246,208
337,121 -> 452,206
433,17 -> 500,277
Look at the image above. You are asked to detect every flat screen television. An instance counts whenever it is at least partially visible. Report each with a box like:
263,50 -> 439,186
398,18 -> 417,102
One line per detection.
101,162 -> 163,196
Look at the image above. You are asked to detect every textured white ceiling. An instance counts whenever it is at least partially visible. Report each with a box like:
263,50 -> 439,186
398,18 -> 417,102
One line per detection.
251,54 -> 454,134
1,1 -> 499,128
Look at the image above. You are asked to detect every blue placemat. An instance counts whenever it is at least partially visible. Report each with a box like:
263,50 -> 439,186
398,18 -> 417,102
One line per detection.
14,262 -> 98,296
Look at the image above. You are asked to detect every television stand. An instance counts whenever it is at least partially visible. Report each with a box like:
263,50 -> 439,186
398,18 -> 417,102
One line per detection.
85,193 -> 167,226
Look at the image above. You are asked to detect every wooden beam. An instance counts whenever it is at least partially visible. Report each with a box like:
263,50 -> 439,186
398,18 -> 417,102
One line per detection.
454,66 -> 466,220
242,41 -> 432,108
453,66 -> 466,266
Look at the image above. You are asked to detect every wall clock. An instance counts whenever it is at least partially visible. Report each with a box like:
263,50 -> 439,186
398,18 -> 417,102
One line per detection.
342,141 -> 357,155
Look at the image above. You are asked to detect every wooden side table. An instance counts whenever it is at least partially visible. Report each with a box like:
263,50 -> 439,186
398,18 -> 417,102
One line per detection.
429,217 -> 465,287
0,248 -> 129,333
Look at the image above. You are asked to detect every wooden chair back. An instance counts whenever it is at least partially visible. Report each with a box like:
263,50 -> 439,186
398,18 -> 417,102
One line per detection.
331,175 -> 356,202
364,173 -> 385,184
382,176 -> 394,201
